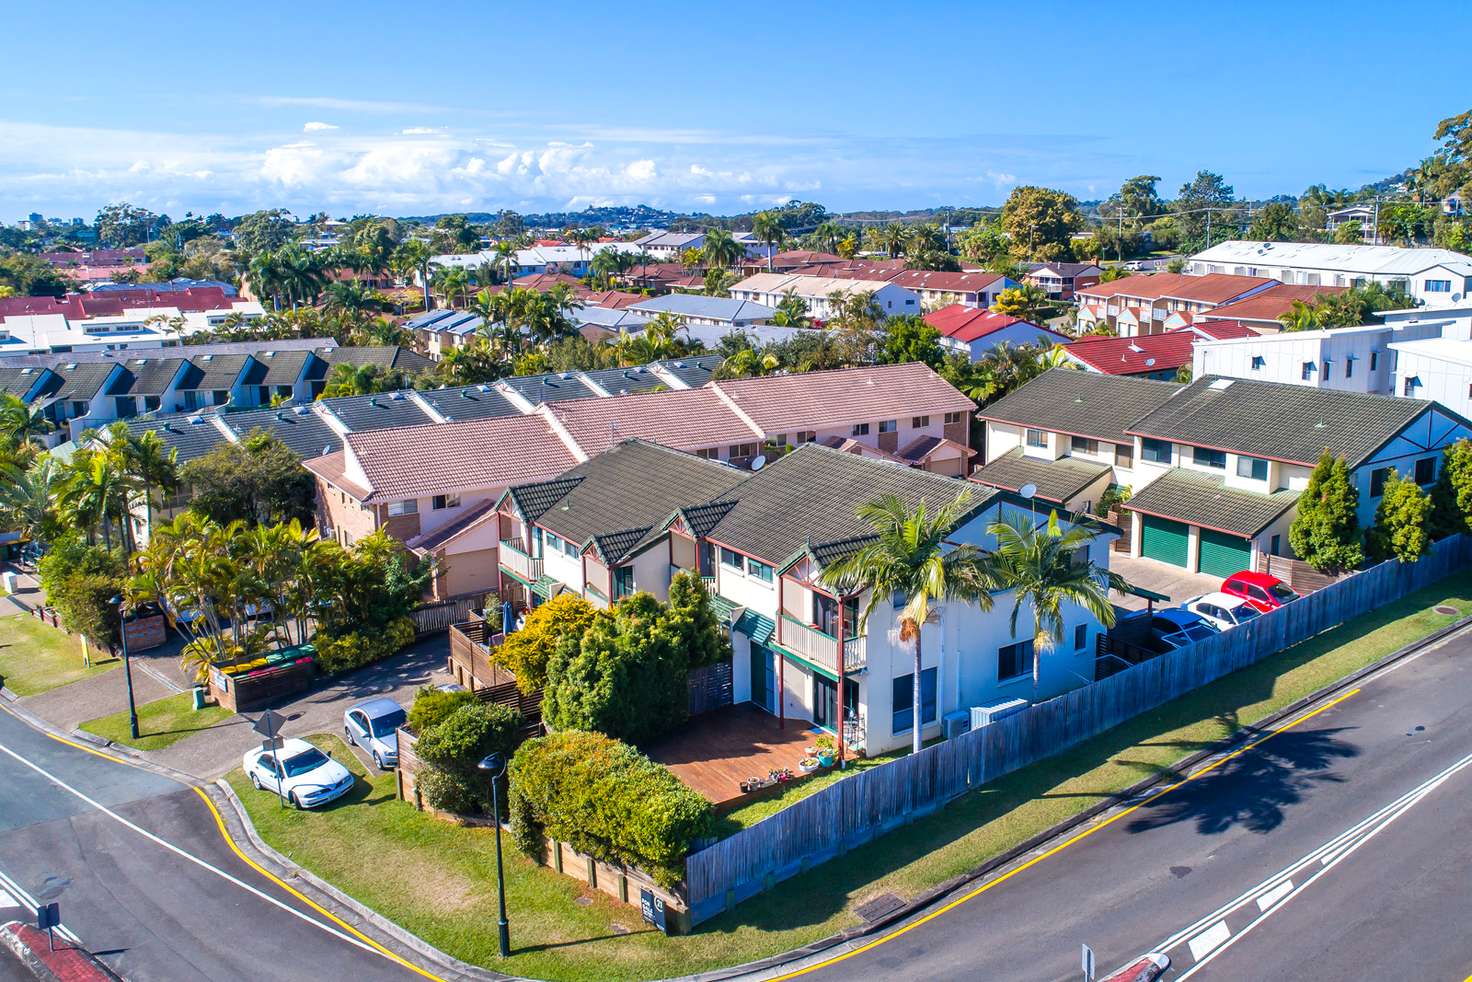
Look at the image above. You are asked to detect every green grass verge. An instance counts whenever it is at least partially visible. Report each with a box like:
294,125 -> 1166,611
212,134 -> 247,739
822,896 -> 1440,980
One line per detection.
0,613 -> 118,696
228,572 -> 1472,982
81,691 -> 234,751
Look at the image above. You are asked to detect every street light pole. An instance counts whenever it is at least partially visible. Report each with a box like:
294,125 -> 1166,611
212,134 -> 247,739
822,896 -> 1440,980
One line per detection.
478,753 -> 511,958
109,594 -> 139,740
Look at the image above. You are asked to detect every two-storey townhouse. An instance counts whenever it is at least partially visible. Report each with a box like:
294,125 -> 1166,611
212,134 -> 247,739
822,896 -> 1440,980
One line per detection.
1194,282 -> 1349,333
925,305 -> 1069,362
727,273 -> 921,322
1063,322 -> 1257,380
624,295 -> 777,332
1075,273 -> 1278,337
1188,240 -> 1472,307
1190,319 -> 1447,394
1023,262 -> 1103,300
30,362 -> 123,441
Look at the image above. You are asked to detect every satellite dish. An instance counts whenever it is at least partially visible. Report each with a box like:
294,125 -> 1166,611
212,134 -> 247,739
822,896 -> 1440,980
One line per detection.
1145,357 -> 1157,367
1018,482 -> 1037,500
750,455 -> 767,471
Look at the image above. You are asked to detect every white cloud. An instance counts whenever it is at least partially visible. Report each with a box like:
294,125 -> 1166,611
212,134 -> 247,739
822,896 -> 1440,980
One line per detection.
303,121 -> 338,133
401,127 -> 440,135
985,169 -> 1018,187
624,159 -> 657,182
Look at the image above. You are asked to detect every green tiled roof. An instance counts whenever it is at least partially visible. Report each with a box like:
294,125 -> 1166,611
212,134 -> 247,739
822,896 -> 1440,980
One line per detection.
1127,468 -> 1299,538
733,609 -> 775,647
970,449 -> 1112,504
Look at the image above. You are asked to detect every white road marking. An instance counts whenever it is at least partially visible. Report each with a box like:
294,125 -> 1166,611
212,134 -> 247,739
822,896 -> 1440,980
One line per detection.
1187,921 -> 1230,961
0,888 -> 14,907
0,866 -> 81,944
1255,879 -> 1293,911
0,738 -> 387,961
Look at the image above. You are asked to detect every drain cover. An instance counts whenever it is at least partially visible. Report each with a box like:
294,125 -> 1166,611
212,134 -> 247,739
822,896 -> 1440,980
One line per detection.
1435,605 -> 1459,615
855,892 -> 905,922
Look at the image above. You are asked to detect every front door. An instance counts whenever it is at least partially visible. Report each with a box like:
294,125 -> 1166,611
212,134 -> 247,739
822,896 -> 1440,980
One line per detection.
750,643 -> 776,713
812,675 -> 858,730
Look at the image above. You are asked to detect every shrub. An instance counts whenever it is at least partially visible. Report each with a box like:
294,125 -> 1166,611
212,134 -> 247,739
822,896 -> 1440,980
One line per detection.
407,686 -> 475,734
314,616 -> 416,674
416,768 -> 485,815
414,701 -> 522,816
1289,451 -> 1364,573
1366,470 -> 1433,563
1095,484 -> 1131,518
1430,440 -> 1472,538
494,593 -> 595,693
666,571 -> 728,668
508,731 -> 712,888
37,535 -> 126,648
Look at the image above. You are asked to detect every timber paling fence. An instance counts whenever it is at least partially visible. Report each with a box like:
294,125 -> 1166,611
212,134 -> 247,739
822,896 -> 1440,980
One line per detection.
683,534 -> 1472,924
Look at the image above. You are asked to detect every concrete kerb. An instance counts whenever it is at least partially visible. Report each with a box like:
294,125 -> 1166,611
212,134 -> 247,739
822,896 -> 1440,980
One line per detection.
0,696 -> 203,788
676,614 -> 1472,982
209,780 -> 512,982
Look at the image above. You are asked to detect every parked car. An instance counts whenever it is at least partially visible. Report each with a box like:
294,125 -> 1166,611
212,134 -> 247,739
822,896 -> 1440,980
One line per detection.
1182,591 -> 1263,632
343,697 -> 407,769
1149,608 -> 1220,651
242,738 -> 355,809
1221,570 -> 1300,613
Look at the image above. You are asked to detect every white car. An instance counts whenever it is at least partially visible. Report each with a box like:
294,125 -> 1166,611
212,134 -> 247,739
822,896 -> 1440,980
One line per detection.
243,738 -> 355,809
343,697 -> 406,769
1182,591 -> 1264,632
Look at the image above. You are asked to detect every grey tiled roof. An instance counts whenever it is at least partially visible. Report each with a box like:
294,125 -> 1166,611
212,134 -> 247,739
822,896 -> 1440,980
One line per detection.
415,384 -> 522,422
581,365 -> 672,396
176,353 -> 251,392
655,355 -> 722,388
704,442 -> 995,567
124,415 -> 228,463
675,500 -> 737,537
318,346 -> 435,374
50,363 -> 120,401
501,372 -> 601,405
0,367 -> 51,397
980,369 -> 1179,444
106,358 -> 187,396
970,449 -> 1112,504
1127,468 -> 1299,537
249,350 -> 316,386
507,477 -> 584,524
222,407 -> 343,461
318,391 -> 435,432
1127,376 -> 1436,467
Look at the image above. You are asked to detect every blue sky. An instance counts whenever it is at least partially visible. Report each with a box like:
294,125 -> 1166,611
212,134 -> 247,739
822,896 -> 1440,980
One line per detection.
2,1 -> 1463,221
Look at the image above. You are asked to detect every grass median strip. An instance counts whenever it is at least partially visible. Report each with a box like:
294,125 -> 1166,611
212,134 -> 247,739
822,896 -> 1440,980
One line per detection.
227,572 -> 1472,982
0,613 -> 117,696
81,691 -> 233,751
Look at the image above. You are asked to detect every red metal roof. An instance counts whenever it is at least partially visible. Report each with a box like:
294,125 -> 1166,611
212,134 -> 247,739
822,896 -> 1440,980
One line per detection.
0,286 -> 236,319
1063,323 -> 1255,375
924,304 -> 1057,343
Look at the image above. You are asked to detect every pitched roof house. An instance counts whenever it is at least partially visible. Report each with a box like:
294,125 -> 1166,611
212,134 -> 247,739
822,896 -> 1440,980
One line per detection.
924,305 -> 1069,361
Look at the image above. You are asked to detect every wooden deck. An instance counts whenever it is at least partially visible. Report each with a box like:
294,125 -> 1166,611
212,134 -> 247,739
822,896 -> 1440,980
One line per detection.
646,703 -> 820,809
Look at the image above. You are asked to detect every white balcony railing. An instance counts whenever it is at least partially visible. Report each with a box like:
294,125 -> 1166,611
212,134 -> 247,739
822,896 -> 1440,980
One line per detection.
778,614 -> 865,674
499,539 -> 543,582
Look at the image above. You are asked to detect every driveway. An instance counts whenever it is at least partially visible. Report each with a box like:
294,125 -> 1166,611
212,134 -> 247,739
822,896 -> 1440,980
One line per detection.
1110,553 -> 1223,611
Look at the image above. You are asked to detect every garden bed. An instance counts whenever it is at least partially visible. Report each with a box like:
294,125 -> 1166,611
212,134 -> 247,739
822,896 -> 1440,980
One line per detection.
207,644 -> 317,712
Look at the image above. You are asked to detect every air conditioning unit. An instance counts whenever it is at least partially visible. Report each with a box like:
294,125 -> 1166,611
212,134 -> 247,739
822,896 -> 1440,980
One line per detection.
942,710 -> 970,740
971,698 -> 1029,730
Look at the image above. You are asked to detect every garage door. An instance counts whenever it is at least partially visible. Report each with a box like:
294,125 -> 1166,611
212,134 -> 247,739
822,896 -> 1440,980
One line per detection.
1198,528 -> 1252,579
1140,515 -> 1189,567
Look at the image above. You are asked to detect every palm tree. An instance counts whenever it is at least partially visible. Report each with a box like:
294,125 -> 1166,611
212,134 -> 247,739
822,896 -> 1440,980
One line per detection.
879,222 -> 908,258
820,491 -> 997,754
990,283 -> 1052,324
274,245 -> 329,309
109,424 -> 179,540
984,511 -> 1126,696
772,289 -> 811,327
616,312 -> 684,365
493,239 -> 519,286
0,392 -> 53,449
319,362 -> 393,399
322,281 -> 385,319
1278,299 -> 1321,332
813,221 -> 845,255
57,448 -> 127,550
566,227 -> 595,269
700,228 -> 744,269
393,239 -> 434,311
703,267 -> 735,297
246,249 -> 285,311
751,211 -> 786,271
432,265 -> 471,309
0,455 -> 63,549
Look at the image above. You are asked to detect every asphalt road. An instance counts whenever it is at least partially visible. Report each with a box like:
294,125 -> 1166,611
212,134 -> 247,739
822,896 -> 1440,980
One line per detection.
0,706 -> 434,982
787,627 -> 1472,982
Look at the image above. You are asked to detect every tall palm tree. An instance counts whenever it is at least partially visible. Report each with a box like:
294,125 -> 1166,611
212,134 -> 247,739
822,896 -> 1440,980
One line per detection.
0,455 -> 63,549
57,448 -> 127,550
275,245 -> 329,309
0,392 -> 53,449
813,221 -> 845,255
109,424 -> 179,539
700,228 -> 744,269
751,211 -> 786,272
432,265 -> 471,309
772,289 -> 811,327
879,222 -> 908,258
322,281 -> 385,319
984,511 -> 1127,696
393,239 -> 434,311
493,239 -> 519,286
246,249 -> 285,311
820,491 -> 997,754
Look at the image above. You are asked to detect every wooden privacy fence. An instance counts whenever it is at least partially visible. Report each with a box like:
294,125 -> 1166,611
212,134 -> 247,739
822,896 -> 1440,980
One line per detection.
683,535 -> 1472,924
409,592 -> 490,636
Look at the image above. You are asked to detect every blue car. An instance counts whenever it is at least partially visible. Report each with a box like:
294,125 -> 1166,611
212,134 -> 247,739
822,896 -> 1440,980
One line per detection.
1149,608 -> 1220,651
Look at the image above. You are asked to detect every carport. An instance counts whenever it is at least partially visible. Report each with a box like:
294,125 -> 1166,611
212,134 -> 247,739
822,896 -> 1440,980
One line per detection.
1125,469 -> 1299,578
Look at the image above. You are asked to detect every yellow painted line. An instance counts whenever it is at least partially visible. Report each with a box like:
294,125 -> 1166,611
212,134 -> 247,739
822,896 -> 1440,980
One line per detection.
41,730 -> 134,766
771,688 -> 1362,980
191,786 -> 447,982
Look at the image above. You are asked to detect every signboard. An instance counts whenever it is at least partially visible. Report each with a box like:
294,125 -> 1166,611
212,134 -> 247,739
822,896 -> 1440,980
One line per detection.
253,709 -> 287,739
35,903 -> 59,931
639,888 -> 667,934
209,666 -> 229,692
1082,943 -> 1095,982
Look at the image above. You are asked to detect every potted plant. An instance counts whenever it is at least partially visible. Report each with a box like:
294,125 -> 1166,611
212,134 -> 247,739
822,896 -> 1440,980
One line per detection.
814,734 -> 836,767
797,757 -> 820,774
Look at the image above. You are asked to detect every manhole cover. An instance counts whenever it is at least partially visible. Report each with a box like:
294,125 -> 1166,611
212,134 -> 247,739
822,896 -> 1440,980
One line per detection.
855,892 -> 904,922
1435,605 -> 1458,615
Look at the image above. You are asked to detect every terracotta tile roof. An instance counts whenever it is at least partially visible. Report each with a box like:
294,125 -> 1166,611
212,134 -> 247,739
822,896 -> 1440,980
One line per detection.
1075,272 -> 1276,306
898,434 -> 975,463
405,498 -> 499,552
924,304 -> 1061,343
1062,328 -> 1249,375
711,362 -> 975,434
303,451 -> 371,500
581,290 -> 645,309
889,269 -> 1005,294
1198,283 -> 1349,323
513,272 -> 585,292
540,387 -> 761,457
340,413 -> 579,502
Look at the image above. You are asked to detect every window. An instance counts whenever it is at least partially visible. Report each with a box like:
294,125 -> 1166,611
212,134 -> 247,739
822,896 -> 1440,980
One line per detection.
431,493 -> 461,510
944,411 -> 965,425
1345,356 -> 1355,379
387,499 -> 418,516
545,532 -> 563,552
998,639 -> 1033,681
748,559 -> 773,582
1141,438 -> 1172,465
564,539 -> 579,558
143,396 -> 160,411
1415,457 -> 1436,485
1403,377 -> 1419,397
1426,279 -> 1452,293
879,419 -> 897,434
1074,624 -> 1088,652
795,430 -> 816,443
1301,362 -> 1315,380
1370,351 -> 1379,371
1237,456 -> 1268,481
729,442 -> 758,459
1192,446 -> 1226,469
911,415 -> 930,428
1322,360 -> 1331,378
891,668 -> 938,734
613,565 -> 634,600
1370,467 -> 1389,497
851,422 -> 871,436
1250,355 -> 1266,371
1114,442 -> 1134,468
720,547 -> 743,570
1025,428 -> 1048,449
1071,436 -> 1099,455
695,447 -> 719,460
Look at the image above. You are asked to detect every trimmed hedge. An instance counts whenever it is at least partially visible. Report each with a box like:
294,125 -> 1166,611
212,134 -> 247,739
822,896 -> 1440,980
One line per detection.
509,730 -> 712,888
414,701 -> 521,815
406,686 -> 475,734
314,616 -> 415,674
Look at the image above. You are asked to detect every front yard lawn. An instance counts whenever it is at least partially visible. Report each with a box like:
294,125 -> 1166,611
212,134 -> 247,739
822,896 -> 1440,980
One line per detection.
81,691 -> 234,751
227,572 -> 1472,981
0,614 -> 118,696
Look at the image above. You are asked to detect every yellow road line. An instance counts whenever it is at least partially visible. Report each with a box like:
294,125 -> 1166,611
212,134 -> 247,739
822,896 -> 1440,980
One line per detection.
191,787 -> 447,982
771,688 -> 1362,980
41,730 -> 133,766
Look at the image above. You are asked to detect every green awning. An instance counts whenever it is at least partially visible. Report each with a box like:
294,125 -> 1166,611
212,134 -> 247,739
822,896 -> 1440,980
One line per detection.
530,575 -> 561,600
732,610 -> 775,647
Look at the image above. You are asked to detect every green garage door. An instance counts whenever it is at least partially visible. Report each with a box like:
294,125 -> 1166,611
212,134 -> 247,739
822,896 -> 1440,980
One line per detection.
1140,515 -> 1189,567
1198,528 -> 1252,579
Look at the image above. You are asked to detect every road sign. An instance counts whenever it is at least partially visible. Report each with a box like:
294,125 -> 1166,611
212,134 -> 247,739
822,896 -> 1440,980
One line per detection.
260,739 -> 280,756
1082,943 -> 1095,982
35,903 -> 59,931
253,709 -> 286,739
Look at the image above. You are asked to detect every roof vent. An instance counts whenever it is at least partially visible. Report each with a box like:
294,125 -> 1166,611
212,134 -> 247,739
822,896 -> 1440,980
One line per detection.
65,362 -> 77,370
189,416 -> 206,425
391,391 -> 406,401
294,405 -> 310,416
1127,343 -> 1144,353
1208,378 -> 1235,391
200,354 -> 212,361
1314,421 -> 1326,429
475,384 -> 490,393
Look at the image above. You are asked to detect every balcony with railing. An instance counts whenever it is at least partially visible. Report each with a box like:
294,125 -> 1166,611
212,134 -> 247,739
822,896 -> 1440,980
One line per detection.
499,538 -> 543,582
777,614 -> 866,674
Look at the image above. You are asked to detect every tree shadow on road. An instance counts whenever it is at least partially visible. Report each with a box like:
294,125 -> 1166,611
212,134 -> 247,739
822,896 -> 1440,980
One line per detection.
1123,725 -> 1360,836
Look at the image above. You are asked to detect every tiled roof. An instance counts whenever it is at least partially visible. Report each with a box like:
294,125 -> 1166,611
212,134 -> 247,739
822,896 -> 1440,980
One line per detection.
542,386 -> 761,457
248,349 -> 316,386
319,390 -> 436,432
0,367 -> 48,397
414,384 -> 523,422
674,500 -> 738,537
1198,283 -> 1348,323
580,364 -> 674,396
970,449 -> 1111,504
342,413 -> 579,502
653,356 -> 722,388
1061,325 -> 1253,376
301,451 -> 370,499
406,498 -> 499,552
124,415 -> 227,463
979,368 -> 1180,444
222,407 -> 343,461
507,476 -> 585,524
1126,468 -> 1299,538
897,434 -> 974,464
105,357 -> 187,396
1075,272 -> 1274,305
501,371 -> 603,405
176,353 -> 251,392
48,362 -> 118,401
711,362 -> 974,434
889,269 -> 1005,294
1127,375 -> 1435,467
924,304 -> 1059,343
318,346 -> 435,374
703,442 -> 994,568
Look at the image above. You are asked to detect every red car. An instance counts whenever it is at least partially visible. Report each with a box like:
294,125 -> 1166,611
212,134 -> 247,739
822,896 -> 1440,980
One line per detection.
1221,570 -> 1299,612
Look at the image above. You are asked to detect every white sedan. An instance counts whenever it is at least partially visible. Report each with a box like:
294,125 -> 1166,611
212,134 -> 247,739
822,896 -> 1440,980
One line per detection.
1182,591 -> 1264,633
242,738 -> 355,809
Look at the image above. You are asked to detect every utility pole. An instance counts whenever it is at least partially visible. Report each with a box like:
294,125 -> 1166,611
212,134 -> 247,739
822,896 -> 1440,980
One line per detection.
1205,208 -> 1213,249
1372,193 -> 1382,246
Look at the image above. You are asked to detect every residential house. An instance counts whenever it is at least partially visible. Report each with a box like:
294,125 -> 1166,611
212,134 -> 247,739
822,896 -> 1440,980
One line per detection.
726,273 -> 920,322
404,309 -> 487,359
739,251 -> 845,275
1023,262 -> 1104,300
1063,322 -> 1257,380
925,304 -> 1069,361
1075,273 -> 1279,336
1187,240 -> 1472,307
1325,205 -> 1376,242
625,294 -> 776,331
1190,319 -> 1446,394
1195,282 -> 1349,333
1390,336 -> 1472,416
633,231 -> 763,262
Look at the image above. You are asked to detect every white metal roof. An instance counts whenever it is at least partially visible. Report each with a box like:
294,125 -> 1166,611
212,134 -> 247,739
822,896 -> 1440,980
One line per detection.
1191,240 -> 1472,276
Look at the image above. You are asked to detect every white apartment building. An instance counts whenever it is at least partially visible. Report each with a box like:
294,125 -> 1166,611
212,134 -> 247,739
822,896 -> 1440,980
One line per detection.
1188,240 -> 1472,307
